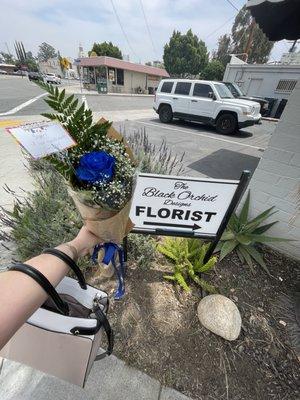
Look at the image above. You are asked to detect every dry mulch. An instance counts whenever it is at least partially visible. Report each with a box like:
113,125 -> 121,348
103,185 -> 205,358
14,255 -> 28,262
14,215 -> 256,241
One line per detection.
91,245 -> 300,400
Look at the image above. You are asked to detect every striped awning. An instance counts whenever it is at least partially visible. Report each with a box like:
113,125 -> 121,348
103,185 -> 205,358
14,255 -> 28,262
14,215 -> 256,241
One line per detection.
247,0 -> 300,40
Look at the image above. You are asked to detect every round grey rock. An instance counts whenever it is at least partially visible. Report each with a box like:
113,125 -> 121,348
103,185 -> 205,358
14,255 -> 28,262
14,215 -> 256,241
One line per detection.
197,294 -> 242,341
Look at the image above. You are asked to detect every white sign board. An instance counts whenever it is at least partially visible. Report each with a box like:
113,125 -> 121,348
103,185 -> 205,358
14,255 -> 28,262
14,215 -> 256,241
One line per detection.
7,121 -> 76,159
130,173 -> 239,237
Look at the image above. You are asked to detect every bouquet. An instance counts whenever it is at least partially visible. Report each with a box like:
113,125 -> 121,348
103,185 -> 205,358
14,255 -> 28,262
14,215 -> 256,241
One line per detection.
39,83 -> 137,296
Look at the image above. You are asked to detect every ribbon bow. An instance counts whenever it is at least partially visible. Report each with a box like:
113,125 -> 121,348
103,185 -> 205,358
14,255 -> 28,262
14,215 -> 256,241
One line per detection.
92,243 -> 126,300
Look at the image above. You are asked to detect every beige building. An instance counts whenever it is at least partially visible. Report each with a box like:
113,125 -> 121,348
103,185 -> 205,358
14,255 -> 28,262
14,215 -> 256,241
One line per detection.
76,56 -> 169,94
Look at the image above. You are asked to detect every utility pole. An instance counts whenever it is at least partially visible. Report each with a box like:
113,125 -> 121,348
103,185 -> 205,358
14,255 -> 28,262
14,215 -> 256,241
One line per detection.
244,19 -> 255,62
289,40 -> 298,53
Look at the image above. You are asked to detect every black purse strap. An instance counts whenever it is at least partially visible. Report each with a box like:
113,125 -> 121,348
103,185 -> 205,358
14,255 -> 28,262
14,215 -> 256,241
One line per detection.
42,248 -> 87,290
94,306 -> 114,359
10,263 -> 69,316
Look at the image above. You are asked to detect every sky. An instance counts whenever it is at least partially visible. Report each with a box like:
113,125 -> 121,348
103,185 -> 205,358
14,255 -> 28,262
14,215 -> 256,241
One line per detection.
0,0 -> 292,64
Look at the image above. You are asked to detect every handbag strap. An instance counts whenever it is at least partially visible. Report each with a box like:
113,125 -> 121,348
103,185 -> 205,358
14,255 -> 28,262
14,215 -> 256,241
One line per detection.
9,263 -> 69,316
94,306 -> 114,359
42,248 -> 87,290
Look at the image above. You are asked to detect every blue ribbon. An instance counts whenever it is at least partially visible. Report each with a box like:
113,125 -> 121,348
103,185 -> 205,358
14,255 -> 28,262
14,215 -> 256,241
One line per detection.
92,243 -> 126,300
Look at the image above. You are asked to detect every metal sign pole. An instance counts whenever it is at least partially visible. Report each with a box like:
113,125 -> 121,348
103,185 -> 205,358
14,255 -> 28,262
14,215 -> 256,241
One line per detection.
202,170 -> 251,264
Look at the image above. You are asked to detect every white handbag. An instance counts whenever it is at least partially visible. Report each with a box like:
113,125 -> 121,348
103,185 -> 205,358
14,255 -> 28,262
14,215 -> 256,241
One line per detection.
0,249 -> 114,387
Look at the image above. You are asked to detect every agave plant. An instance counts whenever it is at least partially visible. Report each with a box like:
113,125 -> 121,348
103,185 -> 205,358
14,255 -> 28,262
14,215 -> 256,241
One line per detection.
217,191 -> 290,275
157,237 -> 217,293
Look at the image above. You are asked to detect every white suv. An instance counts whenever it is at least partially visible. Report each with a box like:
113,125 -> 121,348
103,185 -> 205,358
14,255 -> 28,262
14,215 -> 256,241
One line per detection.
45,73 -> 61,85
154,79 -> 261,135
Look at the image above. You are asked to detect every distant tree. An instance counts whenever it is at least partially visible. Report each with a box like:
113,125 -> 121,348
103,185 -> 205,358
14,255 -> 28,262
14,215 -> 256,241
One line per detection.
89,42 -> 122,59
38,42 -> 57,62
0,52 -> 15,64
14,41 -> 27,62
231,5 -> 274,63
213,34 -> 231,67
145,61 -> 152,66
163,29 -> 209,77
201,60 -> 225,81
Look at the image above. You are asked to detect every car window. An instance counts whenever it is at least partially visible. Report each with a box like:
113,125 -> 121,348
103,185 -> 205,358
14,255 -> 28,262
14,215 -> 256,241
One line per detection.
160,81 -> 174,93
174,82 -> 192,95
214,83 -> 234,99
193,83 -> 213,98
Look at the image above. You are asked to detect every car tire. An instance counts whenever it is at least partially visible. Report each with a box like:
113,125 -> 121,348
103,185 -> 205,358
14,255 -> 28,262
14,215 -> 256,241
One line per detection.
216,113 -> 237,135
159,105 -> 173,123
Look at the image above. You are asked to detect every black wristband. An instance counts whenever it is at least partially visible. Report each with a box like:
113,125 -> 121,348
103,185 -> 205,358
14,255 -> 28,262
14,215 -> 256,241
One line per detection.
43,248 -> 87,290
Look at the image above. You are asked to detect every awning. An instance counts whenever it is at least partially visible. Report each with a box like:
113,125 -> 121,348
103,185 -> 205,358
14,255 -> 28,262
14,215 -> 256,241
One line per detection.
247,0 -> 300,40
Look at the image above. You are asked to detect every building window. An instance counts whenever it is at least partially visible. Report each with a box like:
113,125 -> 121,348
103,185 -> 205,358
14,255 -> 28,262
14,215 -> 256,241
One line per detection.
275,80 -> 297,92
160,81 -> 173,93
108,67 -> 116,84
193,83 -> 212,98
174,82 -> 192,95
116,69 -> 124,85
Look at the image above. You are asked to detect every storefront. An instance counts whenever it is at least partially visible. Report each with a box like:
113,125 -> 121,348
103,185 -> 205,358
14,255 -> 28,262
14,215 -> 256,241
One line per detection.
76,56 -> 169,94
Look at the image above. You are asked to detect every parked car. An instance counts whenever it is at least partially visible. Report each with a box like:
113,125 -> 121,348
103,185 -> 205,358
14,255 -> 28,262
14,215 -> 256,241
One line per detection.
0,70 -> 8,75
154,79 -> 261,135
45,73 -> 61,84
223,81 -> 269,116
28,72 -> 44,82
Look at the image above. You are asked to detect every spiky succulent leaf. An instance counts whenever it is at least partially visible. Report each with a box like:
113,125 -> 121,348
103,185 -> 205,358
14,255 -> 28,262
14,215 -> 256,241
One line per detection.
219,240 -> 238,260
239,191 -> 250,224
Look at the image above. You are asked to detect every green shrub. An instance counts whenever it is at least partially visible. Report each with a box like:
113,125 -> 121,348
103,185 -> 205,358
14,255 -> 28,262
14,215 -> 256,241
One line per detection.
157,237 -> 217,293
127,233 -> 156,268
217,191 -> 291,275
125,127 -> 185,175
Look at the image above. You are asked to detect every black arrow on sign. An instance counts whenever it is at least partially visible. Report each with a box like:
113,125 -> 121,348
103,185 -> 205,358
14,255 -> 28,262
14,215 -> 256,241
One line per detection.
143,222 -> 202,231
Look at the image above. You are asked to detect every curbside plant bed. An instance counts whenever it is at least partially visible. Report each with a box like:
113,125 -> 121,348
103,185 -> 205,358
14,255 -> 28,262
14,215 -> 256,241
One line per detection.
91,244 -> 300,400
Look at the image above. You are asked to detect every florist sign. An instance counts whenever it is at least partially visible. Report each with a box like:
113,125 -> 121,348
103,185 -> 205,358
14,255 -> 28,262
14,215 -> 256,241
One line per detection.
130,173 -> 239,236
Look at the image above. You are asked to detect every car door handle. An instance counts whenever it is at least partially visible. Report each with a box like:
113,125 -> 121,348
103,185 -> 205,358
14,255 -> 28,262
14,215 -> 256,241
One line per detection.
172,97 -> 178,100
191,99 -> 197,102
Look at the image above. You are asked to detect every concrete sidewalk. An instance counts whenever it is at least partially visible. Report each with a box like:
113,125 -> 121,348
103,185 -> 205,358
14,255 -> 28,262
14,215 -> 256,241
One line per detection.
64,82 -> 154,98
0,357 -> 191,400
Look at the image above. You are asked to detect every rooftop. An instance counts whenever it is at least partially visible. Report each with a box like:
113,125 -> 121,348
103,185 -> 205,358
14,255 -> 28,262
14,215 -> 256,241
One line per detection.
77,56 -> 169,78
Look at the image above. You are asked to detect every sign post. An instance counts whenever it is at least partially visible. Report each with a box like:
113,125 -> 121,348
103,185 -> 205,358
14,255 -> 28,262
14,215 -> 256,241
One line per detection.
125,170 -> 250,267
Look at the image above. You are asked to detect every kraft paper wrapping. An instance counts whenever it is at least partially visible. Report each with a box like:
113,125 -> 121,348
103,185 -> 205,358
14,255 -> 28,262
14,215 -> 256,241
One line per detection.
67,118 -> 136,244
68,188 -> 134,244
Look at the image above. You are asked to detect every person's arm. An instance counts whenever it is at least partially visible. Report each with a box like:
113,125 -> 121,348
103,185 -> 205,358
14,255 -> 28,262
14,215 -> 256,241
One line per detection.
0,226 -> 100,350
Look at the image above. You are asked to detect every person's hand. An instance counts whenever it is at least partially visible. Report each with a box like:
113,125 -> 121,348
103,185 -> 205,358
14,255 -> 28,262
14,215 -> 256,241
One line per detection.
68,226 -> 101,258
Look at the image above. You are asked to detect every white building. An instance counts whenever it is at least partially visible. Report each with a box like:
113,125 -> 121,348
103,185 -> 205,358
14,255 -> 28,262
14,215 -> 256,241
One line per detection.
38,58 -> 62,77
223,61 -> 300,118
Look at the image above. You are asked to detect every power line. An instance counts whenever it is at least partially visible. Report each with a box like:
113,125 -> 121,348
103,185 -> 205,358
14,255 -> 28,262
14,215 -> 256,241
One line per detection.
205,15 -> 235,40
224,0 -> 239,12
139,0 -> 157,59
109,0 -> 138,60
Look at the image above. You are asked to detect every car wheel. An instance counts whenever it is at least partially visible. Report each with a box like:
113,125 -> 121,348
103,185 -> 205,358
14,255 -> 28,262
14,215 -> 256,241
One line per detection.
159,105 -> 173,123
216,113 -> 237,135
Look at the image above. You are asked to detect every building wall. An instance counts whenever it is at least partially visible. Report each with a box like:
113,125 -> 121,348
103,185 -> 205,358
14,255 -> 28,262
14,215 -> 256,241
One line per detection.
39,58 -> 62,77
246,79 -> 300,259
223,64 -> 300,116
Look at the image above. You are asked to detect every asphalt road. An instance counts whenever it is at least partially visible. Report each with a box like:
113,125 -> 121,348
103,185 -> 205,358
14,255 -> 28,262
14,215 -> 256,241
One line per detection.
0,75 -> 275,181
0,76 -> 153,115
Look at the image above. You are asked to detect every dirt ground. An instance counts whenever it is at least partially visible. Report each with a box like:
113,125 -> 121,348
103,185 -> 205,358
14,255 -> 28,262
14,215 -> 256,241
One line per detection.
91,245 -> 300,400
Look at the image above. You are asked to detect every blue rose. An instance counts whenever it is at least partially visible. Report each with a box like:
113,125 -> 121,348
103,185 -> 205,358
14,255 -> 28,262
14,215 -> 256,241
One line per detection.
75,151 -> 115,184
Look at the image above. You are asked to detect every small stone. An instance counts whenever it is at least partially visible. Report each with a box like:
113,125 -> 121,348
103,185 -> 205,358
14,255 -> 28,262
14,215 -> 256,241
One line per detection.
278,276 -> 283,282
279,320 -> 287,327
257,307 -> 264,312
232,295 -> 238,302
238,345 -> 244,353
230,288 -> 235,293
197,294 -> 242,341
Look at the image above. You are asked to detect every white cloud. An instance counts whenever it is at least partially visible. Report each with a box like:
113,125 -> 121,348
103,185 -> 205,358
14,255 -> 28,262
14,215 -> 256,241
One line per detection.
0,0 -> 290,64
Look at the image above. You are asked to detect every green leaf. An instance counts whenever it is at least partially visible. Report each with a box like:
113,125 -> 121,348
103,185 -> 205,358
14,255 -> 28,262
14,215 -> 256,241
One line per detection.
219,240 -> 238,260
247,234 -> 292,243
239,246 -> 255,273
252,221 -> 278,234
41,113 -> 57,120
236,248 -> 244,263
58,88 -> 66,103
239,191 -> 250,224
236,234 -> 252,245
246,245 -> 271,276
221,231 -> 235,241
198,256 -> 217,273
244,207 -> 276,232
